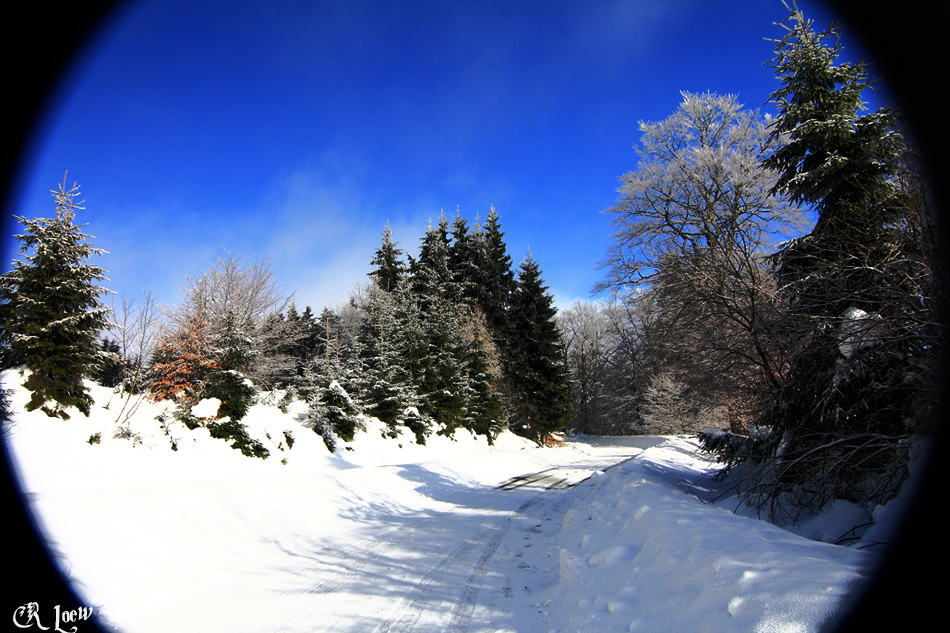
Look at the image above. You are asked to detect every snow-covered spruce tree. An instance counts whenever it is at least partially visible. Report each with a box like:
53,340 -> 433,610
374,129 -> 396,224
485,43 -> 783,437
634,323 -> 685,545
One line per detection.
369,222 -> 408,293
303,373 -> 363,452
203,310 -> 257,421
293,308 -> 365,450
471,207 -> 517,356
409,213 -> 459,307
700,5 -> 940,519
506,254 -> 573,443
355,279 -> 428,441
448,210 -> 480,305
409,220 -> 473,435
0,177 -> 112,418
91,338 -> 124,388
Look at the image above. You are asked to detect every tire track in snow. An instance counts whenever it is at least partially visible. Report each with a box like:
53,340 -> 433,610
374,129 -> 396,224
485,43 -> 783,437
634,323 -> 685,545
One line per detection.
376,494 -> 546,633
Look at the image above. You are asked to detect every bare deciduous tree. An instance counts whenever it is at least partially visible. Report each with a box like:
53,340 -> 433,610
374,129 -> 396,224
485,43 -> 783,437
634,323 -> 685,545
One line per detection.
165,250 -> 296,389
596,92 -> 805,426
176,250 -> 292,332
105,290 -> 163,434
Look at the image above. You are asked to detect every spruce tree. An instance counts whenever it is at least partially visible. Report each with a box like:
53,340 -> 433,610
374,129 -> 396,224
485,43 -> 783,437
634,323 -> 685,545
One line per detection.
91,338 -> 124,388
203,310 -> 257,421
355,280 -> 427,439
700,5 -> 939,517
0,177 -> 111,418
369,222 -> 407,292
404,219 -> 469,433
506,254 -> 573,443
448,210 -> 479,304
475,207 -> 516,349
460,307 -> 504,442
410,213 -> 457,306
764,6 -> 907,319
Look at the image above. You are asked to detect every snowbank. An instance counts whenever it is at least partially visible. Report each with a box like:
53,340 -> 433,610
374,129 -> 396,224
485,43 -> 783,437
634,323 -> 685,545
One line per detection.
2,370 -> 893,633
540,437 -> 878,633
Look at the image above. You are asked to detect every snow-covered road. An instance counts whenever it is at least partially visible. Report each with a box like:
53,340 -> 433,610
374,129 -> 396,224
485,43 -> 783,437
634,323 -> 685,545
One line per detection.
169,450 -> 644,633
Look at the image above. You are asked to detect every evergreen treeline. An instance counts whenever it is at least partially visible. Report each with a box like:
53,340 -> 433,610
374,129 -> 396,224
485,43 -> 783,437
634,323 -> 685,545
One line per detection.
279,208 -> 573,447
1,190 -> 573,453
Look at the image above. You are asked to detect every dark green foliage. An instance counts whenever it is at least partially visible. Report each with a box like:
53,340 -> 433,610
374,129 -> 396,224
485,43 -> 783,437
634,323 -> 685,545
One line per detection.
459,309 -> 504,443
355,281 -> 422,436
0,178 -> 111,418
506,255 -> 573,443
401,407 -> 430,445
410,213 -> 458,307
206,417 -> 269,459
697,427 -> 775,473
172,403 -> 203,430
0,387 -> 10,425
448,211 -> 479,304
156,411 -> 179,451
700,5 -> 940,519
472,207 -> 516,352
351,210 -> 567,446
92,338 -> 124,388
212,311 -> 256,373
203,370 -> 256,422
202,312 -> 258,422
369,223 -> 407,293
308,415 -> 337,452
764,8 -> 908,321
312,378 -> 364,443
363,375 -> 413,429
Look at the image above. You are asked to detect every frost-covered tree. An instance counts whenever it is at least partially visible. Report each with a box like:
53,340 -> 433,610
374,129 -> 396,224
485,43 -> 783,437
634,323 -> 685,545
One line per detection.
448,210 -> 479,304
597,92 -> 802,426
0,177 -> 112,418
558,300 -> 637,435
106,290 -> 162,394
458,307 -> 504,442
355,280 -> 428,439
409,213 -> 458,307
164,250 -> 295,391
640,372 -> 693,435
301,373 -> 364,452
202,310 -> 257,421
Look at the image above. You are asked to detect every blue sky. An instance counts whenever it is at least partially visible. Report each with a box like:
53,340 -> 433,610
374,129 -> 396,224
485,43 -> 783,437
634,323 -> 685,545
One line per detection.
7,0 -> 861,314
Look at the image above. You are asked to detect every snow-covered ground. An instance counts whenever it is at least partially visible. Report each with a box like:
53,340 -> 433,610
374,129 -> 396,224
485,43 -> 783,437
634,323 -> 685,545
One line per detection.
3,370 -> 907,632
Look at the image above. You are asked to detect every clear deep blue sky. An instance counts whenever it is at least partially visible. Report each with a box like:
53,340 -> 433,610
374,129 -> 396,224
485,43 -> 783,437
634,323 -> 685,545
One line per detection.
8,0 -> 863,314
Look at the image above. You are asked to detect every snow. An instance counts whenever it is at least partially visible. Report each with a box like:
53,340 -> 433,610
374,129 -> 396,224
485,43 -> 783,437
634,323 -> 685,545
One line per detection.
3,369 -> 900,633
837,306 -> 884,360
